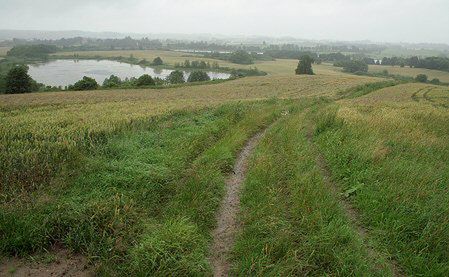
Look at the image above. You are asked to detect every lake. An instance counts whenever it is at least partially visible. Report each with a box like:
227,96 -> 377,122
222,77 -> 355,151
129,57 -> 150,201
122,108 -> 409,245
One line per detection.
28,59 -> 231,87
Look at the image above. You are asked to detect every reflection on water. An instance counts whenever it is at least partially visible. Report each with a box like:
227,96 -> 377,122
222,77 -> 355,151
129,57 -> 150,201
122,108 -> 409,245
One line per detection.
28,59 -> 231,87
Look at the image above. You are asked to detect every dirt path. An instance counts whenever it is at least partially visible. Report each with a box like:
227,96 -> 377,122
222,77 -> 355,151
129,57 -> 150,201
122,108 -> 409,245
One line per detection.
209,128 -> 269,277
307,131 -> 405,277
0,247 -> 91,277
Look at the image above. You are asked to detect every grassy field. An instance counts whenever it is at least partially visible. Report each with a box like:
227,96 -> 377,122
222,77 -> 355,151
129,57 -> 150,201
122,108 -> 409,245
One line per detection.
0,74 -> 380,197
232,103 -> 393,276
313,84 -> 449,275
1,101 -> 287,275
230,83 -> 449,275
369,64 -> 449,82
0,47 -> 10,57
54,49 -> 347,76
378,47 -> 448,58
1,61 -> 449,276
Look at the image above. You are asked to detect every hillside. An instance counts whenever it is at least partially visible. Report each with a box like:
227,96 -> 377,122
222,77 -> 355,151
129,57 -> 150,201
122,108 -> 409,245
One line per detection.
1,66 -> 448,276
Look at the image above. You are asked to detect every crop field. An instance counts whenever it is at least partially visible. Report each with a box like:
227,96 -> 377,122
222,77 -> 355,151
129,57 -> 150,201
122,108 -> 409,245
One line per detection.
1,66 -> 449,276
369,64 -> 449,83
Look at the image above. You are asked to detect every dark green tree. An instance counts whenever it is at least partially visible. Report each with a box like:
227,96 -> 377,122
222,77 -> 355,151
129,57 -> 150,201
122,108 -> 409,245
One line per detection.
430,78 -> 440,85
103,75 -> 122,88
187,71 -> 211,82
152,57 -> 163,66
136,74 -> 155,86
5,65 -> 33,94
415,74 -> 428,83
342,60 -> 368,74
166,70 -> 185,84
295,55 -> 314,75
229,50 -> 254,65
71,76 -> 99,91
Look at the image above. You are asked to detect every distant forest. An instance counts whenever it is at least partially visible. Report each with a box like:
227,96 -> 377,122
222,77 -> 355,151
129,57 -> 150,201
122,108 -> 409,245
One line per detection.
0,36 -> 386,54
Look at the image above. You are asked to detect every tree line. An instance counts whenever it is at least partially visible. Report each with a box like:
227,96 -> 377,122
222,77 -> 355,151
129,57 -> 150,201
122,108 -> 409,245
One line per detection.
0,65 -> 218,94
1,37 -> 387,54
379,56 -> 449,72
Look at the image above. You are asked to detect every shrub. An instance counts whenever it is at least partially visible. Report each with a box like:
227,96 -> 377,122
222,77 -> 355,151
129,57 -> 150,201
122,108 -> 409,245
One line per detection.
231,67 -> 266,78
5,65 -> 33,94
415,74 -> 428,83
342,60 -> 368,74
102,75 -> 122,88
71,76 -> 99,91
430,78 -> 440,85
229,50 -> 254,65
187,71 -> 210,83
166,70 -> 185,84
136,74 -> 155,86
152,57 -> 163,66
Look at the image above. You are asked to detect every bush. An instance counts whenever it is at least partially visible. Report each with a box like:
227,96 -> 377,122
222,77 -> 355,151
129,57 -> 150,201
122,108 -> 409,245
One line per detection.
229,50 -> 254,65
136,74 -> 155,86
102,75 -> 122,88
71,76 -> 99,91
230,67 -> 266,78
5,65 -> 33,94
430,78 -> 441,85
187,71 -> 210,83
415,74 -> 428,83
152,57 -> 163,66
342,60 -> 368,74
166,70 -> 185,84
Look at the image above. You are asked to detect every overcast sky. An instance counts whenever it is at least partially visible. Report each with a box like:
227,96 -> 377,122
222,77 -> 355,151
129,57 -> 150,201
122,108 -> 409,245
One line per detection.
1,0 -> 448,44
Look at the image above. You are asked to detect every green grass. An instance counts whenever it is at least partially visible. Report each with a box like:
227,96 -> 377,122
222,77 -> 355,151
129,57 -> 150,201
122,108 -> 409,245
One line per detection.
0,100 -> 285,275
337,81 -> 399,99
369,64 -> 449,83
232,101 -> 392,276
311,97 -> 449,275
1,71 -> 448,276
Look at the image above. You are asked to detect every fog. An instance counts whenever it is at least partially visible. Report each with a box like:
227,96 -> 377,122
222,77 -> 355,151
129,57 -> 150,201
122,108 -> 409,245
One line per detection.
0,0 -> 448,44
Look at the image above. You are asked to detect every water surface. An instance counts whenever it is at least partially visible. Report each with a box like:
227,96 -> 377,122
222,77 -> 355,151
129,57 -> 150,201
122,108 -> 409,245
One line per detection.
29,59 -> 231,87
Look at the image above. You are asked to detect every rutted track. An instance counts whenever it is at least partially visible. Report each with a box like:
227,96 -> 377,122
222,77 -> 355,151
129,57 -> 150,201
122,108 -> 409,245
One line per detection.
209,127 -> 270,277
306,130 -> 405,277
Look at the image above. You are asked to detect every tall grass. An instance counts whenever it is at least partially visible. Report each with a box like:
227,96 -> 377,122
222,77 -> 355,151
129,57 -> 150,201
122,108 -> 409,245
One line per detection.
0,100 -> 286,275
0,74 -> 380,195
232,101 -> 391,276
311,97 -> 449,275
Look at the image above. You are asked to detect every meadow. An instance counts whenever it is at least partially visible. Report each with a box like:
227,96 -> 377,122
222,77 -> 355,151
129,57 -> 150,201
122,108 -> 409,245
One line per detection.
369,64 -> 449,82
1,58 -> 449,276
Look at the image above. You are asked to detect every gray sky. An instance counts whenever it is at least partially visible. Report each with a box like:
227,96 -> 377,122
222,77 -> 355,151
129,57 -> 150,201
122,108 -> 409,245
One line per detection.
1,0 -> 448,44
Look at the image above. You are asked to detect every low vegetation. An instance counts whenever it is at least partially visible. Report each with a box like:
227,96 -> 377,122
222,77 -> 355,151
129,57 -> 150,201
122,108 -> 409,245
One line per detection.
233,101 -> 393,275
1,101 -> 285,275
1,53 -> 448,276
312,84 -> 449,275
334,60 -> 369,74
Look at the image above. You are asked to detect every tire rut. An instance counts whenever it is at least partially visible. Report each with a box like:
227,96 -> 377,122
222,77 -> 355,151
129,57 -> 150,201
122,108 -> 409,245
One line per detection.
209,127 -> 270,277
306,130 -> 405,277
